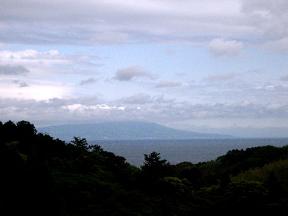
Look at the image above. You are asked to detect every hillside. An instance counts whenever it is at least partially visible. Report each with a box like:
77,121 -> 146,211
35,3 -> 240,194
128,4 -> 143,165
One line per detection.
39,121 -> 230,140
1,120 -> 288,215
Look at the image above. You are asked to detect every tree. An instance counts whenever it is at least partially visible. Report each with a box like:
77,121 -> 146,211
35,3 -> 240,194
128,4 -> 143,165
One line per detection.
17,120 -> 37,138
141,152 -> 171,180
89,144 -> 103,153
71,137 -> 89,151
143,152 -> 167,168
2,121 -> 17,142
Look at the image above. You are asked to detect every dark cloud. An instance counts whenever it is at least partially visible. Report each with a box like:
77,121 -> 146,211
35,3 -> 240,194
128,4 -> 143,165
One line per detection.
280,75 -> 288,81
114,66 -> 153,81
0,65 -> 29,75
19,82 -> 29,88
0,0 -> 255,45
80,78 -> 97,85
241,0 -> 288,51
13,80 -> 29,88
0,0 -> 287,50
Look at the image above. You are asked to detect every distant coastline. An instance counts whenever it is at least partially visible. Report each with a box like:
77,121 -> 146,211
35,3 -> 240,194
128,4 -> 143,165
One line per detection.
39,121 -> 232,141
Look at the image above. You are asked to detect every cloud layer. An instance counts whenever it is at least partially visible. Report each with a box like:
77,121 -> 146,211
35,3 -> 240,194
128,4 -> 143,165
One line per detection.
0,0 -> 275,46
0,0 -> 287,52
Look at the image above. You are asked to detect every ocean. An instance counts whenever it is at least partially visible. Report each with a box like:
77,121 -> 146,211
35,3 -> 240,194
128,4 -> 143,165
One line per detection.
90,138 -> 288,166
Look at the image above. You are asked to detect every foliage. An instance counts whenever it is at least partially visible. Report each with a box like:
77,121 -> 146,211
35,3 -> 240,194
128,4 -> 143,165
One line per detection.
0,120 -> 288,215
141,152 -> 172,180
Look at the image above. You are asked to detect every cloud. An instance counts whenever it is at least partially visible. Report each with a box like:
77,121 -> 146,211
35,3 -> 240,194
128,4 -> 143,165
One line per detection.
1,94 -> 288,134
0,0 -> 250,45
264,37 -> 288,52
209,38 -> 243,56
0,49 -> 77,77
13,80 -> 29,88
0,0 -> 287,136
1,0 -> 288,49
119,94 -> 153,105
0,65 -> 29,75
114,66 -> 153,81
241,0 -> 288,51
0,82 -> 70,101
0,49 -> 101,78
80,78 -> 97,85
19,82 -> 29,88
2,0 -> 288,49
241,0 -> 288,14
0,48 -> 99,80
90,32 -> 130,44
204,73 -> 237,82
280,75 -> 288,81
0,49 -> 68,65
62,104 -> 125,112
0,49 -> 59,60
155,81 -> 182,88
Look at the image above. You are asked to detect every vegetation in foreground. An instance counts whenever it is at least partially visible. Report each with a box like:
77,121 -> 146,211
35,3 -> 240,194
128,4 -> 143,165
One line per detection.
1,120 -> 288,215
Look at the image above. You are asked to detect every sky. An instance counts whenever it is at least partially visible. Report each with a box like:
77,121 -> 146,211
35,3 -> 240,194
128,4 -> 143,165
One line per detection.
1,0 -> 288,137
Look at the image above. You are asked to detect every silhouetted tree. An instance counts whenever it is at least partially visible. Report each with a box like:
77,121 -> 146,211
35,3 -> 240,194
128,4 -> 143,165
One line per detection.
89,144 -> 103,153
2,120 -> 17,142
141,152 -> 171,181
71,137 -> 89,151
17,120 -> 37,137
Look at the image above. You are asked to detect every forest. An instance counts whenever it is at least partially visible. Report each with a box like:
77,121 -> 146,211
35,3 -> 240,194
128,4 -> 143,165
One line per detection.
1,120 -> 288,215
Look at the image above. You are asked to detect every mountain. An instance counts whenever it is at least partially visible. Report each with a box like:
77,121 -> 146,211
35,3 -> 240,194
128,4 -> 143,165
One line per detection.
38,121 -> 231,141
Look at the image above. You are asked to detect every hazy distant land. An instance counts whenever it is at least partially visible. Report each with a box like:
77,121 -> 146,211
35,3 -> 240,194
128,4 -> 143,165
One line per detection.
39,121 -> 232,140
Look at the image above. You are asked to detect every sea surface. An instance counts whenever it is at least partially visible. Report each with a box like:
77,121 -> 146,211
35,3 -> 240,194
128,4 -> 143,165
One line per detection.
90,138 -> 288,166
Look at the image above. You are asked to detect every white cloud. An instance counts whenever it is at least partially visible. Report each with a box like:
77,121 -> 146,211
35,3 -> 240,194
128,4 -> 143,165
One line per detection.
0,82 -> 70,101
209,38 -> 243,56
114,66 -> 154,81
62,103 -> 126,112
0,49 -> 67,65
0,49 -> 58,59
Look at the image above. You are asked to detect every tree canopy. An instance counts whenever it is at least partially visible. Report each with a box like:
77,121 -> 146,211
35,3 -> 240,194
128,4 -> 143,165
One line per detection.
0,120 -> 288,215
